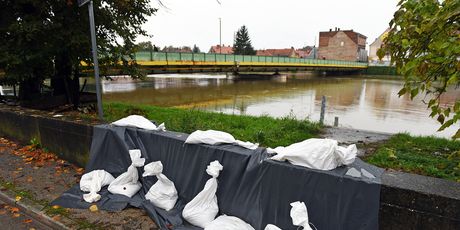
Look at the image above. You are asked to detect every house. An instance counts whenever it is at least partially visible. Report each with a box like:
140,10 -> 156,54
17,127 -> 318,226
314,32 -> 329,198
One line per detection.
369,28 -> 391,63
208,45 -> 234,54
318,28 -> 368,62
256,47 -> 299,58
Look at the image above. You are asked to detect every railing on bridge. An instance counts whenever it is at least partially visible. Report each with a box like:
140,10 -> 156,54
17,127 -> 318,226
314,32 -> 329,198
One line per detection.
133,51 -> 368,68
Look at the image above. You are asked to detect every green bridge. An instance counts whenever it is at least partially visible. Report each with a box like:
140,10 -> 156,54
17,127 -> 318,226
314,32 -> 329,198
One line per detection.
131,51 -> 368,74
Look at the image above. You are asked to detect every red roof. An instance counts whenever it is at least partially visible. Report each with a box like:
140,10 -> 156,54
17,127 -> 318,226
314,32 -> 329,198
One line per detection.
256,48 -> 298,57
209,45 -> 233,54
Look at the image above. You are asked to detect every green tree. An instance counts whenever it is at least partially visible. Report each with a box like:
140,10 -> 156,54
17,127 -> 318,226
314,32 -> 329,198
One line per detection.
0,0 -> 156,104
192,44 -> 201,53
137,41 -> 154,51
233,25 -> 256,55
376,47 -> 386,62
385,0 -> 460,138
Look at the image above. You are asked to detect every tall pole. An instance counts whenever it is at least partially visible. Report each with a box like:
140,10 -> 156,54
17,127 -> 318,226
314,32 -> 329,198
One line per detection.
88,1 -> 104,120
219,18 -> 222,54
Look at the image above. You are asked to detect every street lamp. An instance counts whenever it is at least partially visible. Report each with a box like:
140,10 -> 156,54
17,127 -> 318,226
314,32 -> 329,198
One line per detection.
78,0 -> 104,120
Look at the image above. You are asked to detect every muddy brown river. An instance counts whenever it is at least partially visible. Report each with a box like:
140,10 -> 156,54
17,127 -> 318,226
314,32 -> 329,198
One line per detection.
87,73 -> 459,138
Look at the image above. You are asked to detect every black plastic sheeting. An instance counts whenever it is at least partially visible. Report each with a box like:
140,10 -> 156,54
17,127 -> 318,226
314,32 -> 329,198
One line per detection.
52,125 -> 383,230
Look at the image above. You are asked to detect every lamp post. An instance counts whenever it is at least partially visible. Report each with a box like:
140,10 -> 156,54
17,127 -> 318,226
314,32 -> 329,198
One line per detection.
78,0 -> 104,120
219,18 -> 222,54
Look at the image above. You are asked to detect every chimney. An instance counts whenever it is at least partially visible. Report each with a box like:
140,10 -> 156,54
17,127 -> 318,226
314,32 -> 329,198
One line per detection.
335,27 -> 337,31
338,28 -> 340,31
329,28 -> 332,32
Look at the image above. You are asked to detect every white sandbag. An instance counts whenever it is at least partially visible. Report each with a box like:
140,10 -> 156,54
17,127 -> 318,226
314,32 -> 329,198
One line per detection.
142,161 -> 178,211
290,201 -> 312,230
112,115 -> 165,131
205,215 -> 255,230
80,170 -> 115,203
108,149 -> 145,197
268,138 -> 357,170
182,160 -> 223,228
264,224 -> 282,230
185,130 -> 259,150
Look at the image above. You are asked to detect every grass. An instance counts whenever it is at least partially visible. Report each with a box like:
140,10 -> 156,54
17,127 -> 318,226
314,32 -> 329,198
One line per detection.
364,133 -> 460,182
104,102 -> 322,148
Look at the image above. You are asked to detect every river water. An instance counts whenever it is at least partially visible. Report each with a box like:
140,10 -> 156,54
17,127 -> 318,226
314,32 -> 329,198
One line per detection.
90,73 -> 459,138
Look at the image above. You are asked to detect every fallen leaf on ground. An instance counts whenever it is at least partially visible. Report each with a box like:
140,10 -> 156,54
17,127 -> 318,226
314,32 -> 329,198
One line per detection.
23,219 -> 33,223
15,196 -> 22,202
10,207 -> 19,213
89,204 -> 98,212
27,177 -> 33,182
0,210 -> 6,215
29,228 -> 36,230
52,205 -> 60,209
52,215 -> 61,221
13,213 -> 20,218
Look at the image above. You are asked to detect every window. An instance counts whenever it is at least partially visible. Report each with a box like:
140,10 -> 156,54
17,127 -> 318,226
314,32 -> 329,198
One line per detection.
340,41 -> 344,47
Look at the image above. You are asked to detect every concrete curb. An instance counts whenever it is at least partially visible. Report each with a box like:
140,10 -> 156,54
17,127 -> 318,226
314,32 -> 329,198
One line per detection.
0,190 -> 69,230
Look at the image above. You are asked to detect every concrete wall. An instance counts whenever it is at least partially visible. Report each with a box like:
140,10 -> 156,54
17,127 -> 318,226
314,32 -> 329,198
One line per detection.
0,106 -> 458,229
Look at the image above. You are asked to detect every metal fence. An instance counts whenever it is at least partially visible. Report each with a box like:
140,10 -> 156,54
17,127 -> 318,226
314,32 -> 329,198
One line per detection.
134,51 -> 368,68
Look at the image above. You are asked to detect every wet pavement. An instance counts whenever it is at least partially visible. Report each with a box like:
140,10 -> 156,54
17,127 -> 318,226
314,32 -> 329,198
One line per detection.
0,137 -> 157,230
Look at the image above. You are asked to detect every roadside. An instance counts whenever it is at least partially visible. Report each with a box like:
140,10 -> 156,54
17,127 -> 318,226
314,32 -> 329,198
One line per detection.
0,137 -> 158,230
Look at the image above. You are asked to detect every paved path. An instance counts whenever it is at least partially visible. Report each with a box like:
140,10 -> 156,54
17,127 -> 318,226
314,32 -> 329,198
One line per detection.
0,137 -> 157,230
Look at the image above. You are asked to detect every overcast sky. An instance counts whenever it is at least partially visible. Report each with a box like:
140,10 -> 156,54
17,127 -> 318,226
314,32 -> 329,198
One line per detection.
139,0 -> 399,51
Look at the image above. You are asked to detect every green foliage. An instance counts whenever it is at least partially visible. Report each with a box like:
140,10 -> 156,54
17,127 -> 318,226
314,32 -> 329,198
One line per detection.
0,0 -> 156,100
385,0 -> 460,138
376,48 -> 386,61
233,25 -> 256,55
365,133 -> 460,182
136,41 -> 154,51
104,102 -> 322,148
192,44 -> 201,53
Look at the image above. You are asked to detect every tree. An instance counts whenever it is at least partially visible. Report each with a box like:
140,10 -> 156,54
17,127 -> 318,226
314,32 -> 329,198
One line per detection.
192,44 -> 201,53
233,25 -> 256,55
0,0 -> 156,104
376,47 -> 386,62
137,41 -> 154,51
385,0 -> 460,138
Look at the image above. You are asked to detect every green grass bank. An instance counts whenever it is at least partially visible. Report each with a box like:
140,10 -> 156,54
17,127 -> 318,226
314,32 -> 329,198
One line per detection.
103,102 -> 459,182
104,102 -> 322,148
365,133 -> 460,182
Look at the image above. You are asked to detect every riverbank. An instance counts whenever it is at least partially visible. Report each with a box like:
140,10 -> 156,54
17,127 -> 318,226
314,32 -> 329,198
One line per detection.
105,102 -> 460,182
104,102 -> 322,147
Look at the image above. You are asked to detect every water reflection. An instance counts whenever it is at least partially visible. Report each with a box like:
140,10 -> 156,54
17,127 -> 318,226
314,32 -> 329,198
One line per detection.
87,74 -> 460,138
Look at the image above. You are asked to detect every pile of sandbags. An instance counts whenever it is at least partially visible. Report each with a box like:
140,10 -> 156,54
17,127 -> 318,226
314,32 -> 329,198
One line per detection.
80,170 -> 115,203
112,115 -> 165,131
108,149 -> 145,197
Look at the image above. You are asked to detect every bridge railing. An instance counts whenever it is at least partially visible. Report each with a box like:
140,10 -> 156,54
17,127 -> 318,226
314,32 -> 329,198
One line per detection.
134,51 -> 368,68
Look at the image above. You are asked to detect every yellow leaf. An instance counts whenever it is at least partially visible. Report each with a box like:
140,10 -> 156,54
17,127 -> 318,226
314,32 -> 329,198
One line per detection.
13,213 -> 20,218
15,196 -> 22,202
24,219 -> 33,223
52,205 -> 60,209
89,204 -> 98,212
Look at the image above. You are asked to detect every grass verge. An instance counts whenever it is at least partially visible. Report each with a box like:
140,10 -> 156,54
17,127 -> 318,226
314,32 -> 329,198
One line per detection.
364,133 -> 460,182
104,102 -> 322,148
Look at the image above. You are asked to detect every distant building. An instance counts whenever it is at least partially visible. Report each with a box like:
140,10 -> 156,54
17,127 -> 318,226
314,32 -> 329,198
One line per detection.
162,46 -> 192,53
318,28 -> 368,62
369,28 -> 391,63
256,47 -> 299,58
208,45 -> 234,54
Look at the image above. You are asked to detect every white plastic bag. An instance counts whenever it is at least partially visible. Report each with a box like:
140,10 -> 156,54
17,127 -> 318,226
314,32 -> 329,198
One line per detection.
205,215 -> 255,230
142,161 -> 178,211
182,160 -> 223,228
112,115 -> 165,131
80,170 -> 115,203
269,138 -> 357,170
290,201 -> 312,230
108,149 -> 145,197
264,224 -> 282,230
185,130 -> 259,150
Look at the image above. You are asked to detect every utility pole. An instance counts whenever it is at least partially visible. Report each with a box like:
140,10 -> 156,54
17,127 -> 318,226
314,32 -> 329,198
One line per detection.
219,17 -> 222,54
79,0 -> 104,120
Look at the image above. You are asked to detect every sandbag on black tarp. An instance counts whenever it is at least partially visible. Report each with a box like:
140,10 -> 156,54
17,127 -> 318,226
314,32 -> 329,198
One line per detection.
52,125 -> 383,230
